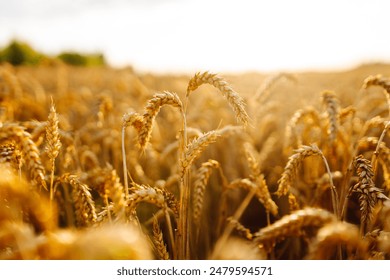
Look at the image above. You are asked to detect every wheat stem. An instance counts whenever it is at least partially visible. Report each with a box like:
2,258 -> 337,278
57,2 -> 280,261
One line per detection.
210,186 -> 257,259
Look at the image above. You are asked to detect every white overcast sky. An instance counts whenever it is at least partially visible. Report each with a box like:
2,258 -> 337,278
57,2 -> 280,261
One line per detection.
0,0 -> 389,73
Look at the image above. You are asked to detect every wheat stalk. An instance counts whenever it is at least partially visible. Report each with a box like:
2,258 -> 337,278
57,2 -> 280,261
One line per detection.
371,121 -> 390,176
159,73 -> 246,259
122,92 -> 184,201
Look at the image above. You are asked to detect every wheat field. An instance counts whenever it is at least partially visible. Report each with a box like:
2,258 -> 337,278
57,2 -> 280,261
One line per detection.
1,62 -> 390,260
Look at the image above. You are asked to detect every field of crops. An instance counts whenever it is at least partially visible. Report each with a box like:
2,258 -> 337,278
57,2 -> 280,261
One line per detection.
1,62 -> 390,260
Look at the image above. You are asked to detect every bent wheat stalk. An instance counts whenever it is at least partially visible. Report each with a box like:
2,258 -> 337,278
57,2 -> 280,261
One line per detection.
139,91 -> 183,150
122,111 -> 144,200
186,71 -> 249,126
253,72 -> 297,102
276,145 -> 339,217
371,121 -> 390,177
193,159 -> 220,229
363,74 -> 390,118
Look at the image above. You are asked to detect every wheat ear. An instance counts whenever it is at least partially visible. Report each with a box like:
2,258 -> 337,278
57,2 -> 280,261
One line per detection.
227,217 -> 253,240
0,66 -> 22,98
307,222 -> 369,259
90,167 -> 127,220
186,71 -> 249,126
59,174 -> 97,227
0,142 -> 22,176
321,91 -> 339,143
152,216 -> 170,260
349,155 -> 389,234
277,144 -> 339,217
243,142 -> 278,216
0,167 -> 56,232
193,159 -> 220,227
253,208 -> 336,247
181,130 -> 220,177
288,193 -> 301,211
229,178 -> 278,216
254,72 -> 297,102
0,124 -> 46,190
139,91 -> 183,150
277,145 -> 322,196
284,107 -> 321,150
371,121 -> 390,177
363,75 -> 390,118
127,184 -> 166,214
46,98 -> 61,206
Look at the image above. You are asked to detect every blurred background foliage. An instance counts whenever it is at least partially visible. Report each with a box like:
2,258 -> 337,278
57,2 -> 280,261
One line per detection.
0,40 -> 106,66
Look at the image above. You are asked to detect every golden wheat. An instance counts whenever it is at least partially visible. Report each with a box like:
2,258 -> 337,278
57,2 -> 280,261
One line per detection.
349,155 -> 389,233
0,124 -> 46,190
46,98 -> 61,204
1,63 -> 390,260
253,208 -> 336,247
363,75 -> 390,117
276,145 -> 323,197
307,222 -> 369,259
59,174 -> 97,227
152,216 -> 170,260
193,159 -> 220,227
321,91 -> 339,143
139,91 -> 183,150
186,71 -> 249,125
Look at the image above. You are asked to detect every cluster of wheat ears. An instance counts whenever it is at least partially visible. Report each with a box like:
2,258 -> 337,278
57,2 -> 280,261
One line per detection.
1,63 -> 390,260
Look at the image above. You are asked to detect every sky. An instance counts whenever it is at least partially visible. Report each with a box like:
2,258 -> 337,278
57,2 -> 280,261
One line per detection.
0,0 -> 389,73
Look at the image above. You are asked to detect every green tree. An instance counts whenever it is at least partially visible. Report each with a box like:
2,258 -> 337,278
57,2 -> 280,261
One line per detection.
57,52 -> 106,66
0,40 -> 44,65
